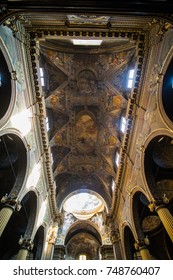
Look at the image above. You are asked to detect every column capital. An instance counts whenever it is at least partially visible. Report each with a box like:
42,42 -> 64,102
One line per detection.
1,195 -> 22,212
18,236 -> 34,251
148,194 -> 170,212
3,14 -> 26,34
134,237 -> 150,251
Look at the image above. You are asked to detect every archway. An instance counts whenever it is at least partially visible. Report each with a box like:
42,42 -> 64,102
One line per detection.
132,191 -> 171,259
144,135 -> 173,203
28,225 -> 45,260
162,56 -> 173,123
0,46 -> 14,125
0,191 -> 37,259
0,132 -> 27,201
64,221 -> 102,260
123,225 -> 136,260
143,134 -> 173,259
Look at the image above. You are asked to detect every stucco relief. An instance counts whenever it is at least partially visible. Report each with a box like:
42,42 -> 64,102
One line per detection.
141,64 -> 160,135
158,29 -> 173,67
67,15 -> 110,25
136,132 -> 145,153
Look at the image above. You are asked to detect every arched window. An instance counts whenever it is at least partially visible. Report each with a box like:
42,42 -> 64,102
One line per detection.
127,69 -> 135,88
120,116 -> 127,133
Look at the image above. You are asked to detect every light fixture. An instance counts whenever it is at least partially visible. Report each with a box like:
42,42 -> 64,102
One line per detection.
72,39 -> 102,46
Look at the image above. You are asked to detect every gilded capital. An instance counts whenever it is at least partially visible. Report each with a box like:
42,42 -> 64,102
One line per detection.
1,195 -> 22,211
18,237 -> 34,251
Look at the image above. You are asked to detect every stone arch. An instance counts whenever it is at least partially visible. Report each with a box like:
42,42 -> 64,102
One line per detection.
131,190 -> 150,241
0,38 -> 16,128
122,223 -> 136,260
141,130 -> 173,204
158,44 -> 173,128
64,220 -> 102,246
141,133 -> 173,259
64,220 -> 102,260
30,225 -> 45,260
0,190 -> 37,259
20,190 -> 38,237
132,189 -> 173,259
0,130 -> 28,201
56,180 -> 111,212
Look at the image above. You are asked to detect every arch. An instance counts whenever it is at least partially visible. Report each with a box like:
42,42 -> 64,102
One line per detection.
56,179 -> 111,211
158,46 -> 173,128
122,224 -> 136,260
0,38 -> 16,128
141,131 -> 173,202
0,130 -> 28,201
21,191 -> 38,237
31,225 -> 45,260
141,133 -> 173,259
132,191 -> 150,241
64,220 -> 102,260
0,190 -> 37,259
64,220 -> 102,246
62,190 -> 105,220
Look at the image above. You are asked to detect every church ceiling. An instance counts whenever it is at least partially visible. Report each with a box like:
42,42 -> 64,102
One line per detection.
17,11 -> 148,215
38,37 -> 136,208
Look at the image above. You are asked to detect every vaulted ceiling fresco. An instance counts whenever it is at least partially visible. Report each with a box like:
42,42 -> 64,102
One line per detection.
39,38 -> 136,211
11,11 -> 148,250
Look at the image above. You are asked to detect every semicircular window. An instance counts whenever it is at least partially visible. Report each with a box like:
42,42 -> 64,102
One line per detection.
0,49 -> 12,120
63,192 -> 104,220
162,57 -> 173,122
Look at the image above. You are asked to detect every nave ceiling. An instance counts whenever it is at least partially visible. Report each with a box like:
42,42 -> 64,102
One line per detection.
40,36 -> 135,210
19,11 -> 150,214
1,3 -> 173,260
